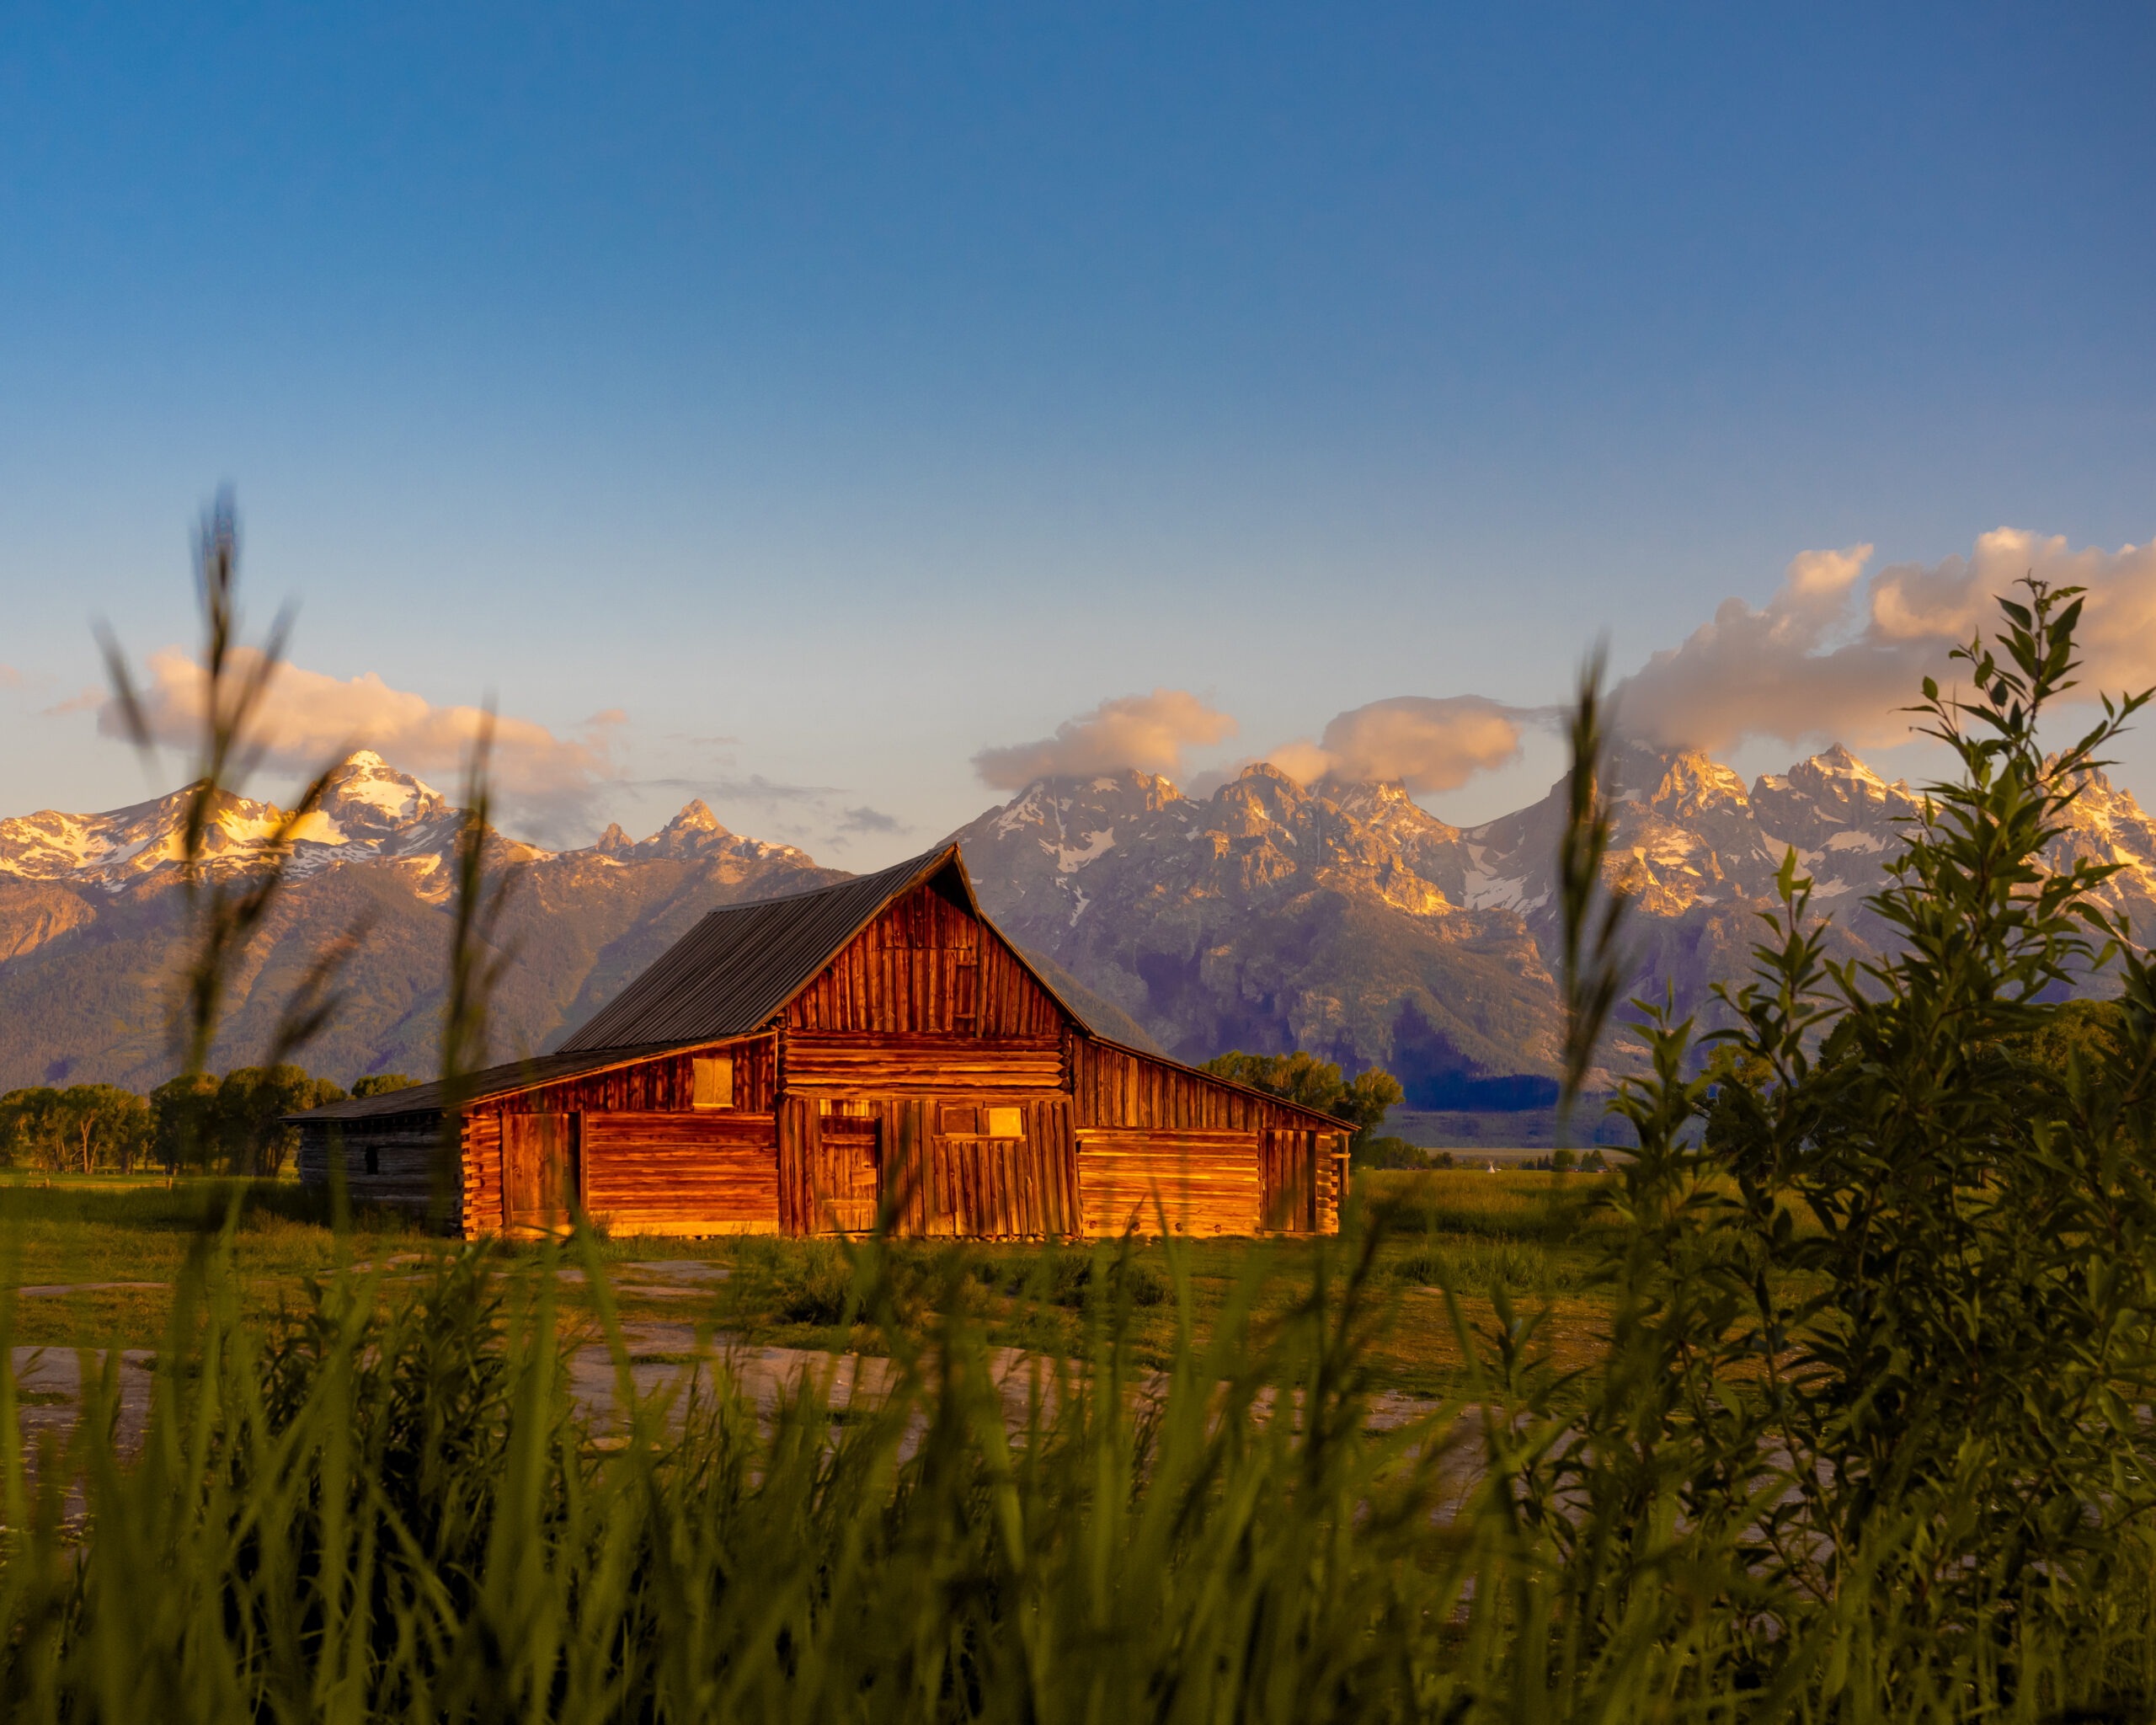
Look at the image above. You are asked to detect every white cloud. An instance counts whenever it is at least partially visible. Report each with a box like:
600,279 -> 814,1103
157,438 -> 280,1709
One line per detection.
1615,529 -> 2156,752
1267,695 -> 1527,791
99,647 -> 622,838
973,688 -> 1238,789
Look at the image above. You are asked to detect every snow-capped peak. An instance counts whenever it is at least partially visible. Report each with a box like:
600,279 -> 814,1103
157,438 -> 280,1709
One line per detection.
317,751 -> 451,834
0,755 -> 468,894
664,799 -> 727,836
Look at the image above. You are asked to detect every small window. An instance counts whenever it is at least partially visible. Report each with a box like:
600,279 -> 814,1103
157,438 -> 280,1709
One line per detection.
938,1103 -> 978,1135
691,1055 -> 734,1109
985,1105 -> 1022,1139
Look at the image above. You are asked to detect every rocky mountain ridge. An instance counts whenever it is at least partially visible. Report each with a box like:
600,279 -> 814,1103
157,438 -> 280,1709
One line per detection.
0,751 -> 835,1092
5,738 -> 2155,1100
940,740 -> 2156,1102
0,752 -> 805,901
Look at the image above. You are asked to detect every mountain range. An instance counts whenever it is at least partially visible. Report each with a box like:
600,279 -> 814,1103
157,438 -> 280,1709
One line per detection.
5,742 -> 2156,1102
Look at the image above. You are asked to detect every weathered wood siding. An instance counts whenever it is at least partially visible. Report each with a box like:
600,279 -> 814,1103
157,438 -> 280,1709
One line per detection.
584,1112 -> 779,1236
457,1039 -> 780,1237
462,1106 -> 502,1236
782,884 -> 1063,1038
1070,1038 -> 1313,1133
882,1097 -> 1078,1238
1077,1129 -> 1260,1236
769,883 -> 1084,1237
1259,1128 -> 1317,1233
1066,1039 -> 1348,1237
775,1096 -> 822,1235
296,1115 -> 446,1222
497,1039 -> 776,1115
785,1033 -> 1063,1095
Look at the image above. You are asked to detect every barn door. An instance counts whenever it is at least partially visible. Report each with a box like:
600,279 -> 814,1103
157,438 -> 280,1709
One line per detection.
1260,1130 -> 1317,1233
921,1101 -> 1070,1238
504,1112 -> 579,1233
814,1117 -> 883,1234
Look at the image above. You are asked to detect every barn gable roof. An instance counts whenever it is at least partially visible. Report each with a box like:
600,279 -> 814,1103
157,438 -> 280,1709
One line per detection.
557,842 -> 1078,1052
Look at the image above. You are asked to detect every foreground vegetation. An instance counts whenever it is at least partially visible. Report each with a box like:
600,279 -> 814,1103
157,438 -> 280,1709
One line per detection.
0,1165 -> 2147,1722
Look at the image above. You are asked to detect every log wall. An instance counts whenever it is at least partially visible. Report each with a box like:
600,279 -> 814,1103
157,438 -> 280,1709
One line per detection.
462,1106 -> 502,1235
1065,1043 -> 1353,1237
497,1039 -> 776,1115
296,1116 -> 446,1223
584,1112 -> 778,1236
783,1033 -> 1063,1095
1076,1129 -> 1261,1236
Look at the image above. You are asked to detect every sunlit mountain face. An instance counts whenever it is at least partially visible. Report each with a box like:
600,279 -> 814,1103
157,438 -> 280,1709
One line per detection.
942,744 -> 2156,1103
5,741 -> 2154,1097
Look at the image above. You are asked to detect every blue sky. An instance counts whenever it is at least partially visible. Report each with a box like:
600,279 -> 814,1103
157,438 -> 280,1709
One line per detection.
3,3 -> 2151,857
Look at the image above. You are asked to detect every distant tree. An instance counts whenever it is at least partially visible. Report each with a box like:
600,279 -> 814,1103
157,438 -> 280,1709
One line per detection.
351,1074 -> 417,1099
214,1066 -> 345,1177
1355,1134 -> 1425,1170
0,1088 -> 66,1171
1200,1050 -> 1406,1151
151,1072 -> 221,1174
56,1085 -> 151,1175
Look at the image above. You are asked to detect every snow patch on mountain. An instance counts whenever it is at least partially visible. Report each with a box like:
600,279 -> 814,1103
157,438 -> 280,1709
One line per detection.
1049,829 -> 1117,873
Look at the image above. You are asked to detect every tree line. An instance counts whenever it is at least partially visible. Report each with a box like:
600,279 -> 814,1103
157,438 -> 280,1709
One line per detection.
1198,1049 -> 1404,1150
0,1068 -> 416,1178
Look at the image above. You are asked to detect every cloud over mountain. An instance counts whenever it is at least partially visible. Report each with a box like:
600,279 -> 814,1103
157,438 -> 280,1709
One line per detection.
973,689 -> 1237,789
1617,530 -> 2156,752
1266,695 -> 1528,791
99,648 -> 620,836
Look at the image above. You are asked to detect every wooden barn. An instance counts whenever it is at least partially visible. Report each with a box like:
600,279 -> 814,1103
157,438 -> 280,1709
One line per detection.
293,844 -> 1349,1240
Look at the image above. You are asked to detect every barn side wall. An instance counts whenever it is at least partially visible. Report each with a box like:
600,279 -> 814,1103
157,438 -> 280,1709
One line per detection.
468,1037 -> 783,1238
493,1039 -> 778,1116
296,1114 -> 452,1227
582,1111 -> 779,1236
1068,1038 -> 1346,1237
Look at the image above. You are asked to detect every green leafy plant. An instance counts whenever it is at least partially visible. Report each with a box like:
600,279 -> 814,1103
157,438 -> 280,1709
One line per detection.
1481,577 -> 2156,1712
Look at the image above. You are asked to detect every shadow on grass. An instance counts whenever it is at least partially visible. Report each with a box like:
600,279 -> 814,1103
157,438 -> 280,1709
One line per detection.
0,1178 -> 429,1239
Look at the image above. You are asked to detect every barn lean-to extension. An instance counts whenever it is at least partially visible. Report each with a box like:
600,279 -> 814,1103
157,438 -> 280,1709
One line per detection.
292,843 -> 1349,1239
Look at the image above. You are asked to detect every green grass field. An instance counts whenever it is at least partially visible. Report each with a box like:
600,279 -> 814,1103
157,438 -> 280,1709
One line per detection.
0,1167 -> 1620,1393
